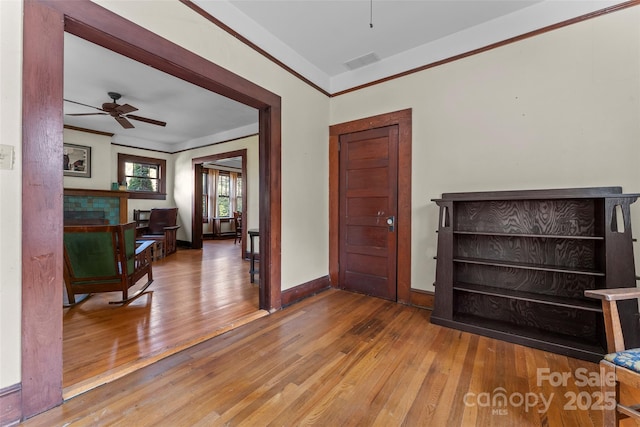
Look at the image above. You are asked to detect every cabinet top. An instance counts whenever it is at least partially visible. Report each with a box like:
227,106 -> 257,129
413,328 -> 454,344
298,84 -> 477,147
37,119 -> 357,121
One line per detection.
432,187 -> 640,202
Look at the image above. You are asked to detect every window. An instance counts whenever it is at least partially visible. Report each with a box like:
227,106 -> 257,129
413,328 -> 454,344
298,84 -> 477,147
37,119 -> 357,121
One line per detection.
202,168 -> 242,221
217,172 -> 231,217
235,178 -> 243,212
118,153 -> 166,200
202,172 -> 208,222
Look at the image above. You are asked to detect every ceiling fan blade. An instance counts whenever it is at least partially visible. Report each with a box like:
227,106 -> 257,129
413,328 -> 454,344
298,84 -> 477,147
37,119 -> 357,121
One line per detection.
126,114 -> 167,127
115,103 -> 138,114
66,112 -> 108,116
63,99 -> 105,112
115,116 -> 135,129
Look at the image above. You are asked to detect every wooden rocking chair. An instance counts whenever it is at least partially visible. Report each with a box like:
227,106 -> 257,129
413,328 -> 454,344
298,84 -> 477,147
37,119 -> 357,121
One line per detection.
63,222 -> 154,305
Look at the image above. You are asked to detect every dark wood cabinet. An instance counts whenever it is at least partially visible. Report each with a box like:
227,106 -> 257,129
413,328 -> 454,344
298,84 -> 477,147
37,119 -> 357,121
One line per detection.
431,187 -> 640,362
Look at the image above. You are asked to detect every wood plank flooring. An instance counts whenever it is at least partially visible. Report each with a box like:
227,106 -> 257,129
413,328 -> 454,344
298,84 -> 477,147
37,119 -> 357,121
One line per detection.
63,239 -> 262,398
29,287 -> 635,426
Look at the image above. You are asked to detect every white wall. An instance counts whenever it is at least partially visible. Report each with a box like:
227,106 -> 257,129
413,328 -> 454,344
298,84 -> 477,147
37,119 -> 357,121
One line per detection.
0,0 -> 23,389
63,129 -> 112,190
331,6 -> 640,291
94,0 -> 332,292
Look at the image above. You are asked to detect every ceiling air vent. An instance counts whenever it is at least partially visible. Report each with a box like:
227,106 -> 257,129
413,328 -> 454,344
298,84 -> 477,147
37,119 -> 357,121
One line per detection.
344,52 -> 380,70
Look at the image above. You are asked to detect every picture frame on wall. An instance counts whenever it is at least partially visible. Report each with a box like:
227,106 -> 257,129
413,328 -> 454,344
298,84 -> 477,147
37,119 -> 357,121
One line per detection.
63,143 -> 91,178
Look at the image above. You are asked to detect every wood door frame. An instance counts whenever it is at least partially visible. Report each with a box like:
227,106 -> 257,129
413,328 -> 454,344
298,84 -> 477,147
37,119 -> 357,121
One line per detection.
192,149 -> 248,261
329,109 -> 412,304
22,0 -> 281,419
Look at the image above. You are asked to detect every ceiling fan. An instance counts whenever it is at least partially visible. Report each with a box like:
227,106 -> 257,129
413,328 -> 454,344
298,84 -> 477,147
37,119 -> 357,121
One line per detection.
64,92 -> 167,129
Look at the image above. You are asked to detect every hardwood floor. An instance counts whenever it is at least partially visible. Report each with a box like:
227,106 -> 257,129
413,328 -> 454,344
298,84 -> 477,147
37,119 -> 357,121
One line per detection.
63,239 -> 263,398
29,288 -> 634,426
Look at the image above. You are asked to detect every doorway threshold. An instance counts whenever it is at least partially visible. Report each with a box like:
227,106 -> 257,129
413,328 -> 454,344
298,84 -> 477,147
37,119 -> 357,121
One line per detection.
62,309 -> 269,400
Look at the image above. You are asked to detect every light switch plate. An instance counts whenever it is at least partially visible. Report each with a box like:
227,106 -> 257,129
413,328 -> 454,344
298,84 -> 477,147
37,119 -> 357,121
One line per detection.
0,144 -> 15,170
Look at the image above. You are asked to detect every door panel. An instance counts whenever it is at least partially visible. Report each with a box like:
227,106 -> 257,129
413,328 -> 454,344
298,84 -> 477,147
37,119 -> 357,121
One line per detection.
347,168 -> 389,193
346,253 -> 388,277
347,197 -> 388,216
347,226 -> 388,248
339,125 -> 399,301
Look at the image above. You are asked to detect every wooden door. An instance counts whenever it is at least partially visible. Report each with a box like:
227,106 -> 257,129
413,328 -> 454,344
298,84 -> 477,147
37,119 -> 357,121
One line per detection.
339,125 -> 399,301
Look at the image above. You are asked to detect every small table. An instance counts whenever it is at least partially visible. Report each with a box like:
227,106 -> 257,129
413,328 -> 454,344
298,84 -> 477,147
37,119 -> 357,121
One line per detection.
138,239 -> 163,261
248,229 -> 259,283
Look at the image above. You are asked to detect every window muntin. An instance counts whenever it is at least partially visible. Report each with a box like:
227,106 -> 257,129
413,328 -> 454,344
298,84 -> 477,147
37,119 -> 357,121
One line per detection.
125,161 -> 159,191
235,178 -> 243,212
202,172 -> 208,222
117,153 -> 166,200
216,172 -> 231,217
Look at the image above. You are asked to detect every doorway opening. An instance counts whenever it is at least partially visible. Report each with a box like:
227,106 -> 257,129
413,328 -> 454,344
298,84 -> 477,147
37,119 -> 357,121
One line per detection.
192,149 -> 250,262
329,109 -> 413,303
22,0 -> 281,418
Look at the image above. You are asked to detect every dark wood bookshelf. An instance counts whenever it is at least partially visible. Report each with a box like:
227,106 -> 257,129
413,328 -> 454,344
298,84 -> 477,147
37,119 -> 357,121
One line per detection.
453,256 -> 605,277
431,187 -> 640,362
453,230 -> 604,240
453,282 -> 603,313
448,314 -> 606,361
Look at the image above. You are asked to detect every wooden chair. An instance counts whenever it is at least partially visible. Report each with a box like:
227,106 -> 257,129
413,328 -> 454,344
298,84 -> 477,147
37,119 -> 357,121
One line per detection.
234,211 -> 242,244
585,288 -> 640,426
137,208 -> 180,258
63,222 -> 154,305
133,209 -> 151,232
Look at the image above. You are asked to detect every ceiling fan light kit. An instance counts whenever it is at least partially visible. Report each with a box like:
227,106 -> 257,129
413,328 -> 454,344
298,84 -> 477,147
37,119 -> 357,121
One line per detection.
64,92 -> 167,129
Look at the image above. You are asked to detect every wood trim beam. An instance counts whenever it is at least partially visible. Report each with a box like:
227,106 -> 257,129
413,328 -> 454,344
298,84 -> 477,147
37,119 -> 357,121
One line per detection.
179,0 -> 331,97
260,105 -> 282,311
192,163 -> 205,250
46,0 -> 281,109
22,0 -> 65,417
63,124 -> 113,137
281,276 -> 331,307
329,109 -> 412,304
411,289 -> 435,310
0,383 -> 22,426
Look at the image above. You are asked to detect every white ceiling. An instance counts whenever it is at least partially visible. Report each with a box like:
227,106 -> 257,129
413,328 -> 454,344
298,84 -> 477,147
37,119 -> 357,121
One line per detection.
204,157 -> 243,170
195,0 -> 625,92
64,33 -> 258,153
63,0 -> 625,152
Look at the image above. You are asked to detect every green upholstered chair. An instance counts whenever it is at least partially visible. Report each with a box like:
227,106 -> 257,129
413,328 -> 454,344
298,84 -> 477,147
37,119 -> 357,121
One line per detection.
63,222 -> 154,305
585,288 -> 640,426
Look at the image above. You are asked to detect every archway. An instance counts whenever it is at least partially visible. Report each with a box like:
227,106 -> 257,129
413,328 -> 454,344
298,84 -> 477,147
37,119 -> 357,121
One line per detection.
22,0 -> 281,418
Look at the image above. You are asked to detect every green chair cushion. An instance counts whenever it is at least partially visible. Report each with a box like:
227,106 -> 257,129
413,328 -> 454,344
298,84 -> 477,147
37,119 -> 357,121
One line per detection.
64,231 -> 117,278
